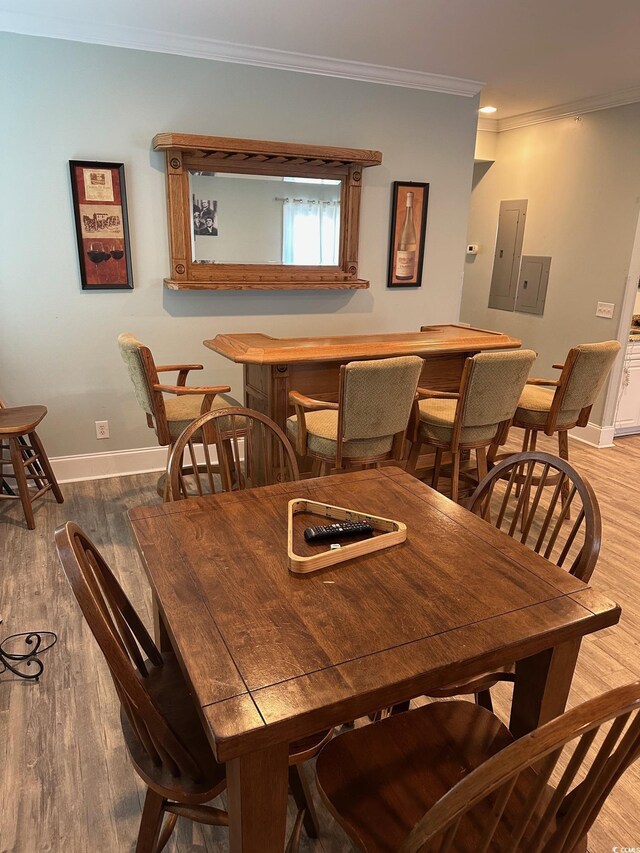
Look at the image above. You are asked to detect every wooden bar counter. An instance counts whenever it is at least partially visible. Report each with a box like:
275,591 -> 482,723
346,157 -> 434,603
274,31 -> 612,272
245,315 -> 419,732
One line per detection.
205,324 -> 520,431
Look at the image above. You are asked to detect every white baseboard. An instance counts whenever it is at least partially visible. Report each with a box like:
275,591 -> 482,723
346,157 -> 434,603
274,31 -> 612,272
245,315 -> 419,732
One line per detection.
50,422 -> 617,484
569,422 -> 616,449
51,441 -> 228,484
51,445 -> 167,483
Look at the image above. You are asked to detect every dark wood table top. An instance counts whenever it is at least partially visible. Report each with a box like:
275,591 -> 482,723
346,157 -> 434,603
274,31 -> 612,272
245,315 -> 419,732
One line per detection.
204,324 -> 521,364
129,468 -> 619,762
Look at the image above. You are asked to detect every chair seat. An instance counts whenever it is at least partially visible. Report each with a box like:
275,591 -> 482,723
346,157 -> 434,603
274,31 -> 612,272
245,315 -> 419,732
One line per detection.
165,392 -> 241,440
287,410 -> 394,460
315,700 -> 552,853
416,398 -> 497,445
514,385 -> 580,429
0,405 -> 47,436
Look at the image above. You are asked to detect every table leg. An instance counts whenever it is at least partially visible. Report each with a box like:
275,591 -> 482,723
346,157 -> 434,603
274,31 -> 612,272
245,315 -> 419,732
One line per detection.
227,741 -> 289,853
510,637 -> 581,738
152,597 -> 172,653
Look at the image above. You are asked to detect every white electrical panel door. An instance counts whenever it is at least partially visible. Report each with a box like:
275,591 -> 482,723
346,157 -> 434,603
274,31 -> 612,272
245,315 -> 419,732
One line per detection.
488,199 -> 528,311
515,256 -> 551,316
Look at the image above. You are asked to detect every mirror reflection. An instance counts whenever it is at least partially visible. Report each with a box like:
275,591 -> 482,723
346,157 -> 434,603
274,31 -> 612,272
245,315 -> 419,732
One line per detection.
189,171 -> 341,266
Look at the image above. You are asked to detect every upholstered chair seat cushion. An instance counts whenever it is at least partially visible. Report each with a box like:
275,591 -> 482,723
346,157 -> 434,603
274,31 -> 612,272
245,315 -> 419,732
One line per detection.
287,410 -> 394,460
416,398 -> 500,445
514,385 -> 580,429
165,392 -> 241,440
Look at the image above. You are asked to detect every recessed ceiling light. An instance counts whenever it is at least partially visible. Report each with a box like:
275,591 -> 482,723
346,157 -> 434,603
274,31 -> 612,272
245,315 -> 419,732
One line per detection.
479,106 -> 497,114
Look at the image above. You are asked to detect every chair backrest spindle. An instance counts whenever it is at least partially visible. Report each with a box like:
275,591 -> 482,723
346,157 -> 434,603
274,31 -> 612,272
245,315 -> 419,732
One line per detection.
167,407 -> 299,501
469,451 -> 601,583
55,522 -> 206,783
399,682 -> 640,853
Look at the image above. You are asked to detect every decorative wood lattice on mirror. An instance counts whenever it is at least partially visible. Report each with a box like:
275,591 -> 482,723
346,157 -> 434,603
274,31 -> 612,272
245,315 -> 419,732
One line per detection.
153,133 -> 383,291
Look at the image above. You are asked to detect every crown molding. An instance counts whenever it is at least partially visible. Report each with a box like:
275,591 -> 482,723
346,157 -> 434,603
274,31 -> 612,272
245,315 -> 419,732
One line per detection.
493,85 -> 640,132
0,11 -> 484,97
477,116 -> 499,132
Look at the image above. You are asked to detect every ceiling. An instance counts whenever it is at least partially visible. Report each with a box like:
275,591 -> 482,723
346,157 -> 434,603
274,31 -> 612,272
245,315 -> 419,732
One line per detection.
2,0 -> 640,123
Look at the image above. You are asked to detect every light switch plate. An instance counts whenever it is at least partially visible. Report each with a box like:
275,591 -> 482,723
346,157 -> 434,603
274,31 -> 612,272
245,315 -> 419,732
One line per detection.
596,302 -> 615,319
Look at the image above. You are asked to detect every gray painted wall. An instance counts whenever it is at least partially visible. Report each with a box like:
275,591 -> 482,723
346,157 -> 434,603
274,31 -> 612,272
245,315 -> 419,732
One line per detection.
461,104 -> 640,426
1,34 -> 478,458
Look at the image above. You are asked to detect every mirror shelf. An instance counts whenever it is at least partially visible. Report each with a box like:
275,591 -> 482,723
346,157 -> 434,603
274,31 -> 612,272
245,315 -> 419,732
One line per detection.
153,133 -> 382,291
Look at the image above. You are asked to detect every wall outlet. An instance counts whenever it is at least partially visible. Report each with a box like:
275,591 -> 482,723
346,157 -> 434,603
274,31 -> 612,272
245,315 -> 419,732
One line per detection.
95,420 -> 110,439
596,301 -> 615,319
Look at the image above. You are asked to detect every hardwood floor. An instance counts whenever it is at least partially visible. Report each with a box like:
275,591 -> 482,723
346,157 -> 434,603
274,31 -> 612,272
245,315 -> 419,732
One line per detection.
1,432 -> 639,852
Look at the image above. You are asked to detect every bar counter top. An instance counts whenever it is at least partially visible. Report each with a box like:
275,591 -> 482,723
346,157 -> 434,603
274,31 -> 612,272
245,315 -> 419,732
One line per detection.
204,324 -> 521,365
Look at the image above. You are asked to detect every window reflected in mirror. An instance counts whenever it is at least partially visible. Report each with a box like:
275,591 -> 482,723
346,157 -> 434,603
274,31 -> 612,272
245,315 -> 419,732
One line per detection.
189,171 -> 341,266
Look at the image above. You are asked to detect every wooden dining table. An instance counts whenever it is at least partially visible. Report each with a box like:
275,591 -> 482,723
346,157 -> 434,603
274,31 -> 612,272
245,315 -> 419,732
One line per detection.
129,467 -> 620,853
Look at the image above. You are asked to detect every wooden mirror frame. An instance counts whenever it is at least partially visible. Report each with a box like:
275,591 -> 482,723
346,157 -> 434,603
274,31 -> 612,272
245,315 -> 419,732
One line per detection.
153,133 -> 382,291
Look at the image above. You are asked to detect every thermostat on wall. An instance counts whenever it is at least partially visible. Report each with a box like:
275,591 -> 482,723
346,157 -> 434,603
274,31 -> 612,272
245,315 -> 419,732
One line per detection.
466,244 -> 479,255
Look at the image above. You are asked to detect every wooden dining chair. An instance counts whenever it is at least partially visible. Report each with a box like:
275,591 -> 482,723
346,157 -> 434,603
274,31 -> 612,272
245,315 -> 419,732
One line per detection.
316,681 -> 640,852
406,349 -> 536,503
496,340 -> 621,466
166,407 -> 299,501
423,451 -> 601,710
55,521 -> 331,852
287,356 -> 424,475
0,397 -> 63,529
118,333 -> 240,498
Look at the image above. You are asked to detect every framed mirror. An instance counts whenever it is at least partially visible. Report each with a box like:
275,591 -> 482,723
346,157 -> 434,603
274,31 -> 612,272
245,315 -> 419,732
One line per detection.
153,133 -> 382,290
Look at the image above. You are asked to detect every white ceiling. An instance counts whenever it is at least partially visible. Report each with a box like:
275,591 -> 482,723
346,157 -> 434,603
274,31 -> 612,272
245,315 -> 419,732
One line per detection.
2,0 -> 640,122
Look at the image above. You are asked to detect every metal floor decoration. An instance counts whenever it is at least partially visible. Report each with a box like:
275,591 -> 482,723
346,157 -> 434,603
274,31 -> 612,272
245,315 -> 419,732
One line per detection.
0,621 -> 57,681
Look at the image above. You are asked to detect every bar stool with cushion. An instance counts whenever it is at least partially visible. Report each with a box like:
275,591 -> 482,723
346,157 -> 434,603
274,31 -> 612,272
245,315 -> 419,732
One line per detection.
506,340 -> 621,464
315,681 -> 640,853
287,356 -> 424,475
0,398 -> 63,529
118,333 -> 241,498
406,349 -> 536,503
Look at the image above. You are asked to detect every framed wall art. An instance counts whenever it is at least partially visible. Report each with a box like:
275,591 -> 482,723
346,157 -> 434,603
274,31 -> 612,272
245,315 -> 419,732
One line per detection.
69,160 -> 133,290
387,181 -> 429,288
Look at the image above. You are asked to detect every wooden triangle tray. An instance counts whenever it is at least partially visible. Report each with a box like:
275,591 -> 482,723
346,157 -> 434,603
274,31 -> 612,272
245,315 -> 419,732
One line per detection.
287,498 -> 407,575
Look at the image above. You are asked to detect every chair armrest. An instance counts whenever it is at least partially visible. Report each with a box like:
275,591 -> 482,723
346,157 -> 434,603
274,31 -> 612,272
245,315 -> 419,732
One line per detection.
417,387 -> 460,400
156,363 -> 204,386
288,391 -> 339,411
154,383 -> 231,396
154,383 -> 232,417
288,392 -> 338,457
552,363 -> 564,370
525,378 -> 560,387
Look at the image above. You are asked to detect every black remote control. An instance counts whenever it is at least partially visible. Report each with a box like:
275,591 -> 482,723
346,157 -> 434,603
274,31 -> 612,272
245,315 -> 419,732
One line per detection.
304,521 -> 374,543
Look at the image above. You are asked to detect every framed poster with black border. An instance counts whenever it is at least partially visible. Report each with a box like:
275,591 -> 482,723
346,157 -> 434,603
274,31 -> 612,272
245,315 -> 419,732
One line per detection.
69,160 -> 133,290
387,181 -> 429,288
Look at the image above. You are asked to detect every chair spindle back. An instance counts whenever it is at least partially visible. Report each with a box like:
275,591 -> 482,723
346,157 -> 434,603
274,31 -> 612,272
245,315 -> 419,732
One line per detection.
167,407 -> 299,501
400,682 -> 640,853
55,521 -> 204,782
468,451 -> 601,582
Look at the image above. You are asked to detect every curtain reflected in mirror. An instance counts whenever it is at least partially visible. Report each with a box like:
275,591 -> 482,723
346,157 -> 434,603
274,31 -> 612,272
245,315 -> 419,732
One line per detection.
282,198 -> 340,265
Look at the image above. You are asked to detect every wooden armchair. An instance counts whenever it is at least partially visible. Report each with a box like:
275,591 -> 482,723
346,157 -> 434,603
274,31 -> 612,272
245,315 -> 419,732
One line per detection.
406,349 -> 536,502
287,356 -> 423,476
118,333 -> 240,497
499,340 -> 621,464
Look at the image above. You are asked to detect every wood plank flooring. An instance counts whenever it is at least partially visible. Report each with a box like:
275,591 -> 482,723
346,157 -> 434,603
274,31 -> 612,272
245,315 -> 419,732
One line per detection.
1,432 -> 639,852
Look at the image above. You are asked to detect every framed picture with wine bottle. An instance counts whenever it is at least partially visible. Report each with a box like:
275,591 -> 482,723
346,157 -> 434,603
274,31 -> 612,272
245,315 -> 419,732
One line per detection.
69,160 -> 133,290
387,181 -> 429,288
